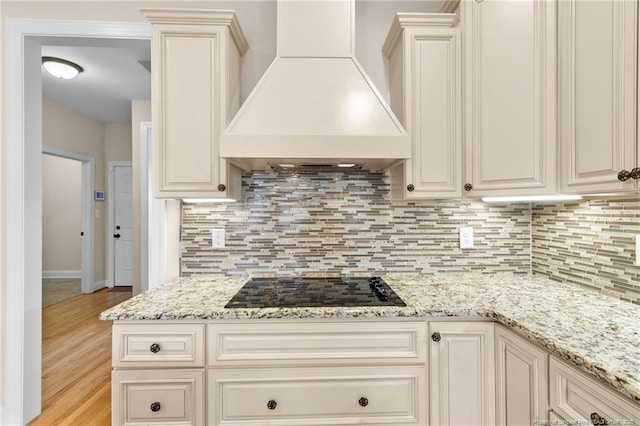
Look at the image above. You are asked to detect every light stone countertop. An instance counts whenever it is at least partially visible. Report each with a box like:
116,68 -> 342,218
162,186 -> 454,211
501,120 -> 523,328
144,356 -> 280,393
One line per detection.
100,272 -> 640,403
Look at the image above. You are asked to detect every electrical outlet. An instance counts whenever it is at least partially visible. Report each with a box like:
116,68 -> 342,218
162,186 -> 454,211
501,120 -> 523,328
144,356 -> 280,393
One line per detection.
212,228 -> 225,249
636,235 -> 640,266
459,227 -> 474,249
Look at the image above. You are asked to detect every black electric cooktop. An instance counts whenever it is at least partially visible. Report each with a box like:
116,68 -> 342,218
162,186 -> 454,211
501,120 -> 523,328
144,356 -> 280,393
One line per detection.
224,276 -> 406,309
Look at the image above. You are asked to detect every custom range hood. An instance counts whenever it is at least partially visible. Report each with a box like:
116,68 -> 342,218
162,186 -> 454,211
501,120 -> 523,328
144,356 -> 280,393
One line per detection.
220,0 -> 410,171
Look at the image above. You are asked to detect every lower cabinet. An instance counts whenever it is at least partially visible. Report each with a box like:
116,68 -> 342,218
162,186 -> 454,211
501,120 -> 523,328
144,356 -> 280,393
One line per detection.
429,321 -> 496,426
495,325 -> 548,426
111,369 -> 204,425
550,356 -> 640,425
111,319 -> 640,426
208,366 -> 426,426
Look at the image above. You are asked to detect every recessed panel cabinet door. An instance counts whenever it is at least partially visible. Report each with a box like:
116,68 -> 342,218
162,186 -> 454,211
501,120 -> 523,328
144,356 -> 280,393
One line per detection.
429,321 -> 495,426
462,0 -> 556,196
559,0 -> 638,193
495,325 -> 548,426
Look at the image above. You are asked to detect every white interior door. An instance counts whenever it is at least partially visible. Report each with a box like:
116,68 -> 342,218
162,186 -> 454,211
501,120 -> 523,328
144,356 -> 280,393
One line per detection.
114,165 -> 133,286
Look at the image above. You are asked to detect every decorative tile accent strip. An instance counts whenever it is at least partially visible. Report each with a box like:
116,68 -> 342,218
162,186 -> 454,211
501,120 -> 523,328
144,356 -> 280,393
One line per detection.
532,198 -> 640,304
181,171 -> 531,276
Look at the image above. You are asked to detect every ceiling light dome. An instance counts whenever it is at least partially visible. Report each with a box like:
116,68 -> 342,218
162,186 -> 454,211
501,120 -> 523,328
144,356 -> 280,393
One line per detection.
42,56 -> 84,80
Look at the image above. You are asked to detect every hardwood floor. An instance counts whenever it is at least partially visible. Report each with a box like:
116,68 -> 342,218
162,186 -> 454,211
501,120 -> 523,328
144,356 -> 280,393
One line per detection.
28,288 -> 132,426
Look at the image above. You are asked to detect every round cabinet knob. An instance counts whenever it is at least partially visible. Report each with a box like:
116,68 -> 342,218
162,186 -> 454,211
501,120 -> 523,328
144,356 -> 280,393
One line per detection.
590,412 -> 608,425
407,184 -> 415,192
464,183 -> 473,191
217,184 -> 226,192
618,170 -> 632,181
150,402 -> 161,412
431,332 -> 441,342
267,400 -> 277,410
358,397 -> 369,407
149,343 -> 161,353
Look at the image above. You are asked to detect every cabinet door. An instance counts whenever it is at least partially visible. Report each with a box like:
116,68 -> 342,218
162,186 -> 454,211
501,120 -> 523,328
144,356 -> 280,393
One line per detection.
462,0 -> 556,196
495,325 -> 548,426
559,0 -> 638,193
396,25 -> 462,199
429,321 -> 495,426
149,18 -> 242,200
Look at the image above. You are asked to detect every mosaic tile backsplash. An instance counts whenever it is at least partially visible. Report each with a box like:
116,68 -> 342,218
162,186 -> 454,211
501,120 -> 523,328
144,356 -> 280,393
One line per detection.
532,198 -> 640,304
181,171 -> 532,276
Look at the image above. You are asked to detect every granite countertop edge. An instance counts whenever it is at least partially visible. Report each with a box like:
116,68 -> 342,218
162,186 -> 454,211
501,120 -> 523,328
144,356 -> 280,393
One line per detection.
99,272 -> 640,403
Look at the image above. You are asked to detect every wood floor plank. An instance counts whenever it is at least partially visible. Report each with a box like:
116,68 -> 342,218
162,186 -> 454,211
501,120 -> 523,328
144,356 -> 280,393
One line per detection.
28,288 -> 131,426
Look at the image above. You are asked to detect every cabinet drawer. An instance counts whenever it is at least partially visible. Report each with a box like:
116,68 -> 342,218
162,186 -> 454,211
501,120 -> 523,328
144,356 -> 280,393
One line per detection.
113,324 -> 205,367
208,366 -> 426,425
549,357 -> 640,424
207,320 -> 427,366
112,369 -> 204,425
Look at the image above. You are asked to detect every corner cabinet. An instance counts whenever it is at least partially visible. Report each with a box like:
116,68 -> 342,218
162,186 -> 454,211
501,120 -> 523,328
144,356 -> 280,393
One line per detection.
383,14 -> 462,200
558,0 -> 639,193
495,325 -> 548,426
429,321 -> 496,426
461,0 -> 556,197
142,9 -> 248,200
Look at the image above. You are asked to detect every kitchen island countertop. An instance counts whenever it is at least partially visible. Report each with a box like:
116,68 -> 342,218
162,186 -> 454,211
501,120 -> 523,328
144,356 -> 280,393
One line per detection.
100,272 -> 640,403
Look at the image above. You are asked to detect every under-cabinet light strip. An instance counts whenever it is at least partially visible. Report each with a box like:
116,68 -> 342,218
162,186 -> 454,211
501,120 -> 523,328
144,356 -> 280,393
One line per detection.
481,195 -> 583,203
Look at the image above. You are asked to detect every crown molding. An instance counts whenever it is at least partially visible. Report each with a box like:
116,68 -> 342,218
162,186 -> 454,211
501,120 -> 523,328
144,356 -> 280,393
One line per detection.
141,8 -> 248,55
383,13 -> 459,57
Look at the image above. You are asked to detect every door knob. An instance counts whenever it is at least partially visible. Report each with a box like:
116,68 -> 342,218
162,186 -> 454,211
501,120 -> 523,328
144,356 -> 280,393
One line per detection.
114,234 -> 121,238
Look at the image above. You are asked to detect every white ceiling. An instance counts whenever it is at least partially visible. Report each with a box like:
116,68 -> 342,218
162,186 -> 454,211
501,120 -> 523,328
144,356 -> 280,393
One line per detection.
41,37 -> 151,124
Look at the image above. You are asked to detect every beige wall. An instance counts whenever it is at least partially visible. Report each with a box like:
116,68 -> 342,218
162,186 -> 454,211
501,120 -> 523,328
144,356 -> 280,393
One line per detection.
42,155 -> 82,273
43,97 -> 107,284
106,123 -> 133,162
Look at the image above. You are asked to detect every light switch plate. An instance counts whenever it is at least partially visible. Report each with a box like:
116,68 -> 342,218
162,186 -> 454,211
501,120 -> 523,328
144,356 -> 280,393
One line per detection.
459,227 -> 474,249
212,228 -> 225,249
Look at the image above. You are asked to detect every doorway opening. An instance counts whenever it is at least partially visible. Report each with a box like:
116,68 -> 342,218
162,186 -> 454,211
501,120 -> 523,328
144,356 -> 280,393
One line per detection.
42,147 -> 96,299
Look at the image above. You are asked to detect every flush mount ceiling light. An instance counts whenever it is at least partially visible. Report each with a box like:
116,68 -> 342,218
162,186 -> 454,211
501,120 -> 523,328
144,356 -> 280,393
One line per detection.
482,195 -> 583,204
42,56 -> 84,79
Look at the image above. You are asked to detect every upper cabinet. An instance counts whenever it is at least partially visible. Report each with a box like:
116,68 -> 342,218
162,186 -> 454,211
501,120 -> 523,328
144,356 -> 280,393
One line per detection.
558,0 -> 639,193
461,0 -> 557,197
384,14 -> 462,200
142,9 -> 248,200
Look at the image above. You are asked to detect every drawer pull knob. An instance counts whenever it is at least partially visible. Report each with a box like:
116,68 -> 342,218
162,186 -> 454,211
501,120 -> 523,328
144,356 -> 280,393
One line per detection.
150,402 -> 161,412
267,400 -> 277,410
617,168 -> 640,182
590,412 -> 608,425
149,343 -> 161,353
358,397 -> 368,407
431,332 -> 441,342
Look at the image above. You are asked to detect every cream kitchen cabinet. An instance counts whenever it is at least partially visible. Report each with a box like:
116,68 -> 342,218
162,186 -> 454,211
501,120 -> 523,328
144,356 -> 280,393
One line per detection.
142,9 -> 248,200
112,319 -> 428,426
383,14 -> 462,200
558,0 -> 639,193
495,325 -> 548,426
550,356 -> 640,425
428,321 -> 496,426
111,323 -> 206,425
460,0 -> 557,197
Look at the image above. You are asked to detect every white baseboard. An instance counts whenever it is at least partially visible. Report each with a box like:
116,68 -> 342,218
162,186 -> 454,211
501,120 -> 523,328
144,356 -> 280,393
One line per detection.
42,270 -> 81,279
93,280 -> 107,292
